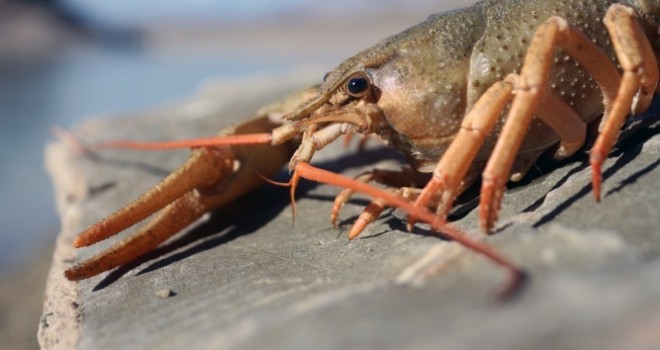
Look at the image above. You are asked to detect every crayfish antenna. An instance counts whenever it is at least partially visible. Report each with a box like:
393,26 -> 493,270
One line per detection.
292,161 -> 527,297
91,133 -> 272,150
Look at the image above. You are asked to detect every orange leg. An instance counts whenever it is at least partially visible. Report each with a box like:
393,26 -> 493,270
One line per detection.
590,5 -> 659,201
332,172 -> 378,228
478,8 -> 651,232
347,196 -> 390,241
331,168 -> 423,239
412,77 -> 516,224
413,66 -> 588,230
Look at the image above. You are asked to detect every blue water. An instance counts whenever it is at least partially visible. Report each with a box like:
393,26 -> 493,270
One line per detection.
0,44 -> 296,270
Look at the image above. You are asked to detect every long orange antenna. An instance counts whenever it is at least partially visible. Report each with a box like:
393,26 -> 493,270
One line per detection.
292,161 -> 526,299
93,133 -> 272,150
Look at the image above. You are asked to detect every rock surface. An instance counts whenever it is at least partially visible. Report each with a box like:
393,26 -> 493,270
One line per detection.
41,72 -> 660,350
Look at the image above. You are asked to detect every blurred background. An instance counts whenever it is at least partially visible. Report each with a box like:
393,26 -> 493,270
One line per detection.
0,0 -> 472,348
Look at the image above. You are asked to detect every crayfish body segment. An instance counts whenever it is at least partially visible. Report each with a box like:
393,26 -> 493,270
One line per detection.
65,0 -> 659,296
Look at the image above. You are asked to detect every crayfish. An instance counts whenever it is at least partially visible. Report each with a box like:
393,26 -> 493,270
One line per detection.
63,0 -> 660,297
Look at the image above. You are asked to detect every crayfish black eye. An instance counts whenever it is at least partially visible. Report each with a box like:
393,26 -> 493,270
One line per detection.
346,75 -> 370,97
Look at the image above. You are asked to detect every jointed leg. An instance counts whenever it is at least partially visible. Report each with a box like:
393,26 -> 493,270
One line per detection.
411,77 -> 516,224
414,15 -> 602,231
536,92 -> 587,160
590,4 -> 659,200
479,11 -> 644,232
332,168 -> 428,239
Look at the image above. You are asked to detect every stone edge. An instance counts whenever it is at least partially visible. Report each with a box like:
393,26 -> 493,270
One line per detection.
38,141 -> 86,349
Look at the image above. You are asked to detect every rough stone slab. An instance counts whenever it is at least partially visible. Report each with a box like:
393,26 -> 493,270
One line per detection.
41,74 -> 660,350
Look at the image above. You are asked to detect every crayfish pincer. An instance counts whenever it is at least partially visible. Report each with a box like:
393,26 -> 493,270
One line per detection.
64,0 -> 659,298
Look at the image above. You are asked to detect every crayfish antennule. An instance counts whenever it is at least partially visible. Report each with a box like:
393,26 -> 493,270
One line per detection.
253,170 -> 291,188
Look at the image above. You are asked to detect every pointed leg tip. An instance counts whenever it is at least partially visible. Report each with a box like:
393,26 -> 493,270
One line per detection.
405,219 -> 416,232
348,224 -> 364,241
479,184 -> 502,234
593,189 -> 602,202
478,207 -> 497,233
478,206 -> 494,233
590,164 -> 603,202
479,221 -> 494,234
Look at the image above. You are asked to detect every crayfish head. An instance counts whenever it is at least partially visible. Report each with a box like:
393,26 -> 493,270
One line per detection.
284,6 -> 482,172
280,60 -> 393,144
283,4 -> 484,171
273,62 -> 396,169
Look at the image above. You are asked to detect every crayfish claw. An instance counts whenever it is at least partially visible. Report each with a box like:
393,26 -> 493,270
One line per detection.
73,147 -> 235,248
66,115 -> 297,280
65,191 -> 214,280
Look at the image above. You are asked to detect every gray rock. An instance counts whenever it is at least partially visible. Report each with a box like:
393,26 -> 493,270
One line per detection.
41,75 -> 660,350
